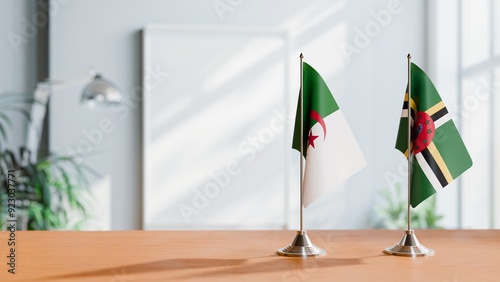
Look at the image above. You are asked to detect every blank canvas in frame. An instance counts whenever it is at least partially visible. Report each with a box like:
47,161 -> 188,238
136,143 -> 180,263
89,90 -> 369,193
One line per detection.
143,25 -> 288,229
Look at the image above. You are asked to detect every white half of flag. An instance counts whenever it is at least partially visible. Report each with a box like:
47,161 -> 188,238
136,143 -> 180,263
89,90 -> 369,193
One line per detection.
302,110 -> 366,207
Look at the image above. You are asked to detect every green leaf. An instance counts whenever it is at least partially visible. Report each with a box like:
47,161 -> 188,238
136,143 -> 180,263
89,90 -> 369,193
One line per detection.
1,141 -> 94,230
373,182 -> 444,229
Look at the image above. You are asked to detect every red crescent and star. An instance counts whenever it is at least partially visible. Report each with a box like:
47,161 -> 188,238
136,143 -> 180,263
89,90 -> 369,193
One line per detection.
307,110 -> 327,148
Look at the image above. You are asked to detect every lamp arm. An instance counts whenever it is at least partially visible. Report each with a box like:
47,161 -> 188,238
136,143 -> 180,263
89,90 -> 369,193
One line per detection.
25,82 -> 51,162
43,68 -> 96,90
25,68 -> 96,161
25,68 -> 120,161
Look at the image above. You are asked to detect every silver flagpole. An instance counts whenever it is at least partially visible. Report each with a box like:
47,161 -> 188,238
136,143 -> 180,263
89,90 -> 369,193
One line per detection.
407,53 -> 412,233
277,53 -> 325,257
299,53 -> 304,232
384,54 -> 434,257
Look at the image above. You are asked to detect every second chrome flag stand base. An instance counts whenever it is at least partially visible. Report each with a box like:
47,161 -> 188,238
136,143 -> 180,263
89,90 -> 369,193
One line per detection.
383,230 -> 434,257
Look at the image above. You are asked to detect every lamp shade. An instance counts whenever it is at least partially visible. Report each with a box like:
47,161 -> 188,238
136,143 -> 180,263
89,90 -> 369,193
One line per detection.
81,74 -> 122,105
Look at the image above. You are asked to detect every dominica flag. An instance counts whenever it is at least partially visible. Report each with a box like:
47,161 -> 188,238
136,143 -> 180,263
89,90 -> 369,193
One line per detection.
396,63 -> 473,208
293,62 -> 366,207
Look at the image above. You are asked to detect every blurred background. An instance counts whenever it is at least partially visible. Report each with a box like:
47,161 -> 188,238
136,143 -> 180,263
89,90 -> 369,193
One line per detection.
0,0 -> 498,230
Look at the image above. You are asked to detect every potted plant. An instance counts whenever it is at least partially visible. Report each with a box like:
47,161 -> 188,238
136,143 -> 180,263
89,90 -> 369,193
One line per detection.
0,92 -> 95,230
373,181 -> 444,229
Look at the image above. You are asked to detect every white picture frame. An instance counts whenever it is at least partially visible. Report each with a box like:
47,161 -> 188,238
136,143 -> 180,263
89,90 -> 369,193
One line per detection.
142,24 -> 291,230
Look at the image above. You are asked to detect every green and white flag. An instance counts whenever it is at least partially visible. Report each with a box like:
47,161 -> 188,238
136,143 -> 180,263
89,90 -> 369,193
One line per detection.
396,63 -> 473,207
293,62 -> 366,207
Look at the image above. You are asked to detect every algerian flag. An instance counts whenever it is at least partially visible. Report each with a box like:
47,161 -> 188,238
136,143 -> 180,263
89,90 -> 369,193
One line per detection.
292,62 -> 366,208
396,63 -> 473,208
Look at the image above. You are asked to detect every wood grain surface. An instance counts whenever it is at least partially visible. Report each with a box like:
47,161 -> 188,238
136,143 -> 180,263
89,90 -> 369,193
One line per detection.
0,230 -> 499,281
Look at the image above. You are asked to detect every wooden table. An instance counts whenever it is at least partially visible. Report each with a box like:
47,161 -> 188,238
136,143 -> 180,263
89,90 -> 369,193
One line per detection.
0,230 -> 499,281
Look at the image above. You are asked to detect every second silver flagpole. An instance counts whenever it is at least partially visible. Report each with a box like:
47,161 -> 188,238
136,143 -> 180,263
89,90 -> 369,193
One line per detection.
383,53 -> 434,257
277,53 -> 325,257
407,53 -> 412,233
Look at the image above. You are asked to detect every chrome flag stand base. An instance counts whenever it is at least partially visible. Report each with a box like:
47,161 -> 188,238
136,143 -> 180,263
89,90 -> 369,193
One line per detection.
277,230 -> 326,257
384,230 -> 434,257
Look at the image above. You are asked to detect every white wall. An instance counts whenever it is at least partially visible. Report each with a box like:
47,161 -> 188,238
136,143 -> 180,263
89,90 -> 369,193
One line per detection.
49,0 -> 426,230
0,0 -> 37,150
429,0 -> 499,229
